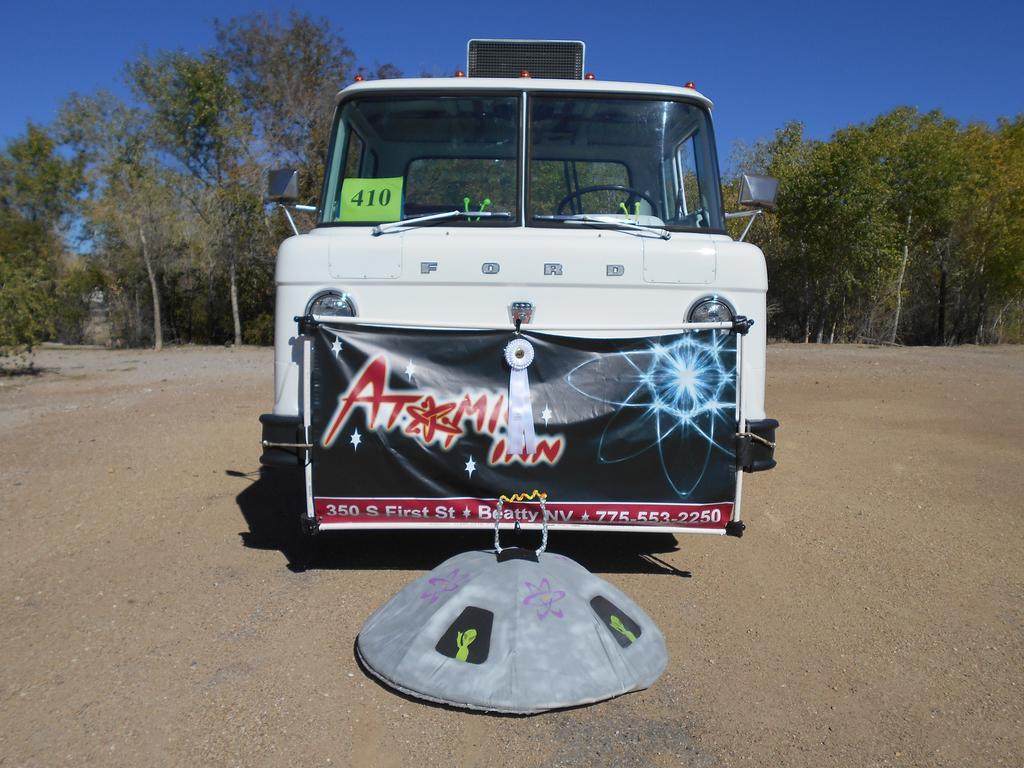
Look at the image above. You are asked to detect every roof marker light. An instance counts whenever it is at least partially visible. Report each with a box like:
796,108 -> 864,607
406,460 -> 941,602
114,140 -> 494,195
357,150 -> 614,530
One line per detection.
354,73 -> 365,82
454,69 -> 466,77
584,72 -> 596,80
519,70 -> 531,78
684,81 -> 696,89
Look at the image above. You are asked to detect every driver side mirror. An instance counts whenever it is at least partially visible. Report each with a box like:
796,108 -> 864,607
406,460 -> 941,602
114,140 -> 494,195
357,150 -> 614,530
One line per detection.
266,168 -> 299,203
266,168 -> 317,236
738,174 -> 779,209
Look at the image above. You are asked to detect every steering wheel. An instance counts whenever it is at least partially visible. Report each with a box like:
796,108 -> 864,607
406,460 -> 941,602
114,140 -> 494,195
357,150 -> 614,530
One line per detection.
556,184 -> 659,217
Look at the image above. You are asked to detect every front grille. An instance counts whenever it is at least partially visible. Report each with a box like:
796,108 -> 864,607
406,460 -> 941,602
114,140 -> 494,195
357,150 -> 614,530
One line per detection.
467,39 -> 585,80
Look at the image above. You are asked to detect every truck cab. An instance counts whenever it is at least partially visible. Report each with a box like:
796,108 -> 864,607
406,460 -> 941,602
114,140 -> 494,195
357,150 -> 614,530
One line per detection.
260,40 -> 778,536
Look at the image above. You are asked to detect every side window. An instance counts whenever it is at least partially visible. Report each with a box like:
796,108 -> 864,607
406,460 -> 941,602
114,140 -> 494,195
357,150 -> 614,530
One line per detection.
662,155 -> 678,220
676,136 -> 700,219
343,132 -> 366,180
530,160 -> 630,216
325,132 -> 377,221
405,158 -> 516,218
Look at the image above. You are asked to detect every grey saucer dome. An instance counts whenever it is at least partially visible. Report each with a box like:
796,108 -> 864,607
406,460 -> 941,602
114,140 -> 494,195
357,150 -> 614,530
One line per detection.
356,548 -> 667,713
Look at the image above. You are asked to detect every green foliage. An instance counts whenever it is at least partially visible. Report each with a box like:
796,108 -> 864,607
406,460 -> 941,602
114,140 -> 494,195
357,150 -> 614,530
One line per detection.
214,11 -> 356,203
243,312 -> 274,345
0,207 -> 56,270
731,109 -> 1024,344
129,52 -> 248,187
0,123 -> 83,230
0,260 -> 55,355
0,126 -> 77,356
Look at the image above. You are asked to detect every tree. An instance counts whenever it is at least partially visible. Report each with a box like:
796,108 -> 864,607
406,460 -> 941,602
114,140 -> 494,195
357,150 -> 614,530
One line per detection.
730,122 -> 817,340
0,123 -> 82,230
59,91 -> 186,351
732,120 -> 899,342
129,51 -> 254,345
868,108 -> 966,344
0,124 -> 81,357
952,118 -> 1024,343
730,108 -> 1024,345
214,11 -> 356,201
211,13 -> 402,343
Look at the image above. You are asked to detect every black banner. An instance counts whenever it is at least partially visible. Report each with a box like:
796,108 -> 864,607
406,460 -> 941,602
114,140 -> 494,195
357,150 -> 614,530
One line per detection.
310,324 -> 739,529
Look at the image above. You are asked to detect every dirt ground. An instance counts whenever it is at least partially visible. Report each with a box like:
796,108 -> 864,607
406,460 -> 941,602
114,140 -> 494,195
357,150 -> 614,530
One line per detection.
1,343 -> 1021,767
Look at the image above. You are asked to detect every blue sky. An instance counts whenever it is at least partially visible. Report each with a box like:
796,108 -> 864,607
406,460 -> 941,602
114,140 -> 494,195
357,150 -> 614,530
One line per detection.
2,0 -> 1022,167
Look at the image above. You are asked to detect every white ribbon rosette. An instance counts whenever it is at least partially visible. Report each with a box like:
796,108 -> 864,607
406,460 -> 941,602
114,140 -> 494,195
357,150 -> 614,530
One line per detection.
504,338 -> 538,456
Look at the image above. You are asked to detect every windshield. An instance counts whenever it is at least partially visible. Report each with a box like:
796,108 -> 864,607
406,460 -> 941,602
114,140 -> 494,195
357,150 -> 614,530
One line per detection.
320,94 -> 519,225
529,96 -> 722,231
319,92 -> 722,232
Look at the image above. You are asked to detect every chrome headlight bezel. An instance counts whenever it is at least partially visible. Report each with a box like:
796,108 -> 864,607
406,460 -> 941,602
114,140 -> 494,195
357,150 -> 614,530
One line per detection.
687,295 -> 735,324
306,290 -> 357,318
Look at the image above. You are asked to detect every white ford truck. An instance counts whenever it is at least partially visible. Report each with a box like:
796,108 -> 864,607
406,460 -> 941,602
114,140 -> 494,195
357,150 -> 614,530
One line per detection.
259,40 -> 779,537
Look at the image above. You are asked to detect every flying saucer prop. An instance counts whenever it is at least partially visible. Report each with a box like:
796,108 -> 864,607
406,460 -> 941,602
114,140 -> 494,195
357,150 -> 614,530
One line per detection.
356,494 -> 668,713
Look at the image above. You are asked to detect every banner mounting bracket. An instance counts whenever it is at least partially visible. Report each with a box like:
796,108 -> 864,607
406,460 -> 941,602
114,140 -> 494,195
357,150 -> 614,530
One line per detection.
295,314 -> 319,335
731,316 -> 754,335
725,521 -> 746,537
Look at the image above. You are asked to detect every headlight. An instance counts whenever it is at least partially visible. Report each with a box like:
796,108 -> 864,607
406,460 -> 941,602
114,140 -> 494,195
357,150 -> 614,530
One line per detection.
688,295 -> 734,323
307,290 -> 357,317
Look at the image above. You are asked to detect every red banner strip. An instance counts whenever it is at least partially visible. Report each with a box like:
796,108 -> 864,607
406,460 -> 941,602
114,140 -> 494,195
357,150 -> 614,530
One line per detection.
314,497 -> 732,528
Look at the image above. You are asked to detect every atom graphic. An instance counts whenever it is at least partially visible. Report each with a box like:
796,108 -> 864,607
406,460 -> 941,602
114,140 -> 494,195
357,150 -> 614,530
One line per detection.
420,568 -> 471,604
523,578 -> 566,620
566,331 -> 737,498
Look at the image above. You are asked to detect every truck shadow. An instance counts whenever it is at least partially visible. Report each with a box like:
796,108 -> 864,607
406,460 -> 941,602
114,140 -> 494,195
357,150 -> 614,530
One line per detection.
233,468 -> 692,577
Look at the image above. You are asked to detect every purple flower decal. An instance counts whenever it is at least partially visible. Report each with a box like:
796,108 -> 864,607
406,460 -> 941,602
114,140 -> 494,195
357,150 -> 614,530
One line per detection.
420,568 -> 470,604
523,578 -> 566,619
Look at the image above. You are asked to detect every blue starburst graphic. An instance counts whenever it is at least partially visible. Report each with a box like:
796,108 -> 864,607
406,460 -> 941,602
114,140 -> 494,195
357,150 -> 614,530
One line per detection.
566,331 -> 737,498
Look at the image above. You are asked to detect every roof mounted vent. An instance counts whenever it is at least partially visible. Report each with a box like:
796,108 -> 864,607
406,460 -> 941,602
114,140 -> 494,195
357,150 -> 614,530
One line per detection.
467,39 -> 585,80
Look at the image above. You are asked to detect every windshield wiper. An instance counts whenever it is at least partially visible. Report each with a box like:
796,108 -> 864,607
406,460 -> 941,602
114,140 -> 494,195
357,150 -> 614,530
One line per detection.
533,214 -> 670,240
372,209 -> 512,236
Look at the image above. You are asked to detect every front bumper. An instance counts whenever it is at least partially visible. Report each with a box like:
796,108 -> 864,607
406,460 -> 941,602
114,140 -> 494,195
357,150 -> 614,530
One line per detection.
737,418 -> 779,473
259,413 -> 305,468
